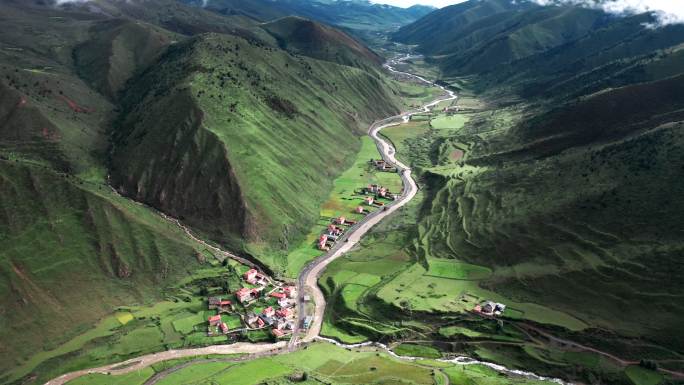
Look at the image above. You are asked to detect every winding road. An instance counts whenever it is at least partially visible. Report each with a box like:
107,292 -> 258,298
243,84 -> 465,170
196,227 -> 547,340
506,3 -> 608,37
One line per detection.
295,55 -> 456,342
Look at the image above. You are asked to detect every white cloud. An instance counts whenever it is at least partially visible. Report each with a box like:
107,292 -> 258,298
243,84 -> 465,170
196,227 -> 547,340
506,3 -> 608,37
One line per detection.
528,0 -> 684,26
374,0 -> 684,26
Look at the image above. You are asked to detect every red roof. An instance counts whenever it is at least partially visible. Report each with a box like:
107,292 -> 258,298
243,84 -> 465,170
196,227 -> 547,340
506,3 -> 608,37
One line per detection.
319,234 -> 328,242
257,318 -> 265,327
220,322 -> 229,333
276,308 -> 291,318
270,292 -> 286,299
262,306 -> 275,316
272,328 -> 285,337
284,286 -> 295,294
219,300 -> 232,305
208,315 -> 221,323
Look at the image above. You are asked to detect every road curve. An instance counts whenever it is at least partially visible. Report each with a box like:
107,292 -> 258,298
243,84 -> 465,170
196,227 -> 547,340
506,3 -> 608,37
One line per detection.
42,56 -> 454,385
296,55 -> 456,342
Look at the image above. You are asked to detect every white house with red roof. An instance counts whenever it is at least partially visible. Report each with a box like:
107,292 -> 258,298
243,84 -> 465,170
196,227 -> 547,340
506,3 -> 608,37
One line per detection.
262,306 -> 275,317
244,268 -> 258,284
236,287 -> 259,303
283,286 -> 296,299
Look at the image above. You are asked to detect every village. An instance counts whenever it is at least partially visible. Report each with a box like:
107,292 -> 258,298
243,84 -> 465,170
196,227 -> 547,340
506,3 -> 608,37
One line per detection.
318,172 -> 400,252
205,157 -> 402,341
206,267 -> 299,339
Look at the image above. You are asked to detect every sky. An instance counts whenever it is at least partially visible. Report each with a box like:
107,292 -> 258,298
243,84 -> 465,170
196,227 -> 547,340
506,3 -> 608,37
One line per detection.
371,0 -> 684,26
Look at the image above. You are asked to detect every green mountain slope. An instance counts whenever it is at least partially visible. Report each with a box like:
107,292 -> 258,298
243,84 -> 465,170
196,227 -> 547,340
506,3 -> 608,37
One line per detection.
109,33 -> 400,267
0,0 -> 403,380
377,0 -> 684,379
0,162 -> 204,379
263,16 -> 383,69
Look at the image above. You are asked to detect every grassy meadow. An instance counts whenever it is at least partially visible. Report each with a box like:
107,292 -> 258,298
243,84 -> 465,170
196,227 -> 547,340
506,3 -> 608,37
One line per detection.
64,342 -> 561,385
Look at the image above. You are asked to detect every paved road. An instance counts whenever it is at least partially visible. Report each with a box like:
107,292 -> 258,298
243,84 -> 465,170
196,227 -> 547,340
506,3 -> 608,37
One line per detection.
295,56 -> 456,342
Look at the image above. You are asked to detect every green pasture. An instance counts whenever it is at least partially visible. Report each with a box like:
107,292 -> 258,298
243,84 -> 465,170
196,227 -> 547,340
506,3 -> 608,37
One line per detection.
376,263 -> 587,331
284,136 -> 402,276
430,114 -> 469,131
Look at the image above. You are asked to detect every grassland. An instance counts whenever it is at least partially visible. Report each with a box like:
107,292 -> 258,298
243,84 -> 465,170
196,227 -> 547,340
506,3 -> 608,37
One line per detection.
64,342 -> 561,385
283,136 -> 402,276
2,258 -> 250,385
625,366 -> 664,385
315,97 -> 677,383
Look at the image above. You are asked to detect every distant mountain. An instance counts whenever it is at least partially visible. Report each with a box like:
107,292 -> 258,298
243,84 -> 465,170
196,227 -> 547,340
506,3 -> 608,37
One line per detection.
263,16 -> 383,69
193,0 -> 435,31
391,0 -> 684,365
395,0 -> 684,96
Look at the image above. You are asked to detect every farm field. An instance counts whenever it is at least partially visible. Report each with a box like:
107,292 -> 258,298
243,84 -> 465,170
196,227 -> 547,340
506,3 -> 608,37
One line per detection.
5,263 -> 258,385
376,260 -> 587,330
430,114 -> 468,131
283,136 -> 402,277
64,342 -> 561,385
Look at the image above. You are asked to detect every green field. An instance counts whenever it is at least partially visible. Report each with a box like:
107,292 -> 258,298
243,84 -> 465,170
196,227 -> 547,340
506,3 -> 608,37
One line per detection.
393,343 -> 442,358
283,136 -> 402,276
3,263 -> 249,385
425,258 -> 492,280
65,342 -> 560,385
625,366 -> 664,385
66,369 -> 155,385
430,114 -> 468,131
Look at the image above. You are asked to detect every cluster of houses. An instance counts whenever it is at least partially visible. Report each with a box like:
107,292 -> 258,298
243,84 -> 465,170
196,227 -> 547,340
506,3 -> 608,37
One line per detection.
246,285 -> 297,338
361,184 -> 398,201
206,267 -> 298,338
208,314 -> 231,335
370,158 -> 397,173
355,183 -> 399,211
474,301 -> 506,317
318,216 -> 356,251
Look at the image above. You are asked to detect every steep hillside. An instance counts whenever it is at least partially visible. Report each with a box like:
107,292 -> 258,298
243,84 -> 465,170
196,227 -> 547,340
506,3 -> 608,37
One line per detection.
109,33 -> 401,268
0,3 -> 218,380
417,77 -> 684,347
394,0 -> 684,96
0,162 -> 205,381
263,16 -> 383,69
73,19 -> 176,99
0,0 -> 401,380
378,0 -> 684,379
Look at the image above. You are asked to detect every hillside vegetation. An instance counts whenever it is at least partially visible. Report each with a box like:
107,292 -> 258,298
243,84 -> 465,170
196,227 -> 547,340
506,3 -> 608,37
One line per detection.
311,0 -> 684,382
0,0 -> 404,382
109,32 -> 400,268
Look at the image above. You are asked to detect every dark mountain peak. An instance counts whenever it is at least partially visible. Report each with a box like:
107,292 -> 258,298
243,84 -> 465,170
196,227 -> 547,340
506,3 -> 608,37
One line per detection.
263,15 -> 383,67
